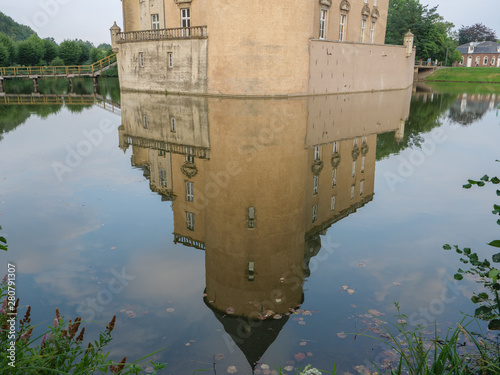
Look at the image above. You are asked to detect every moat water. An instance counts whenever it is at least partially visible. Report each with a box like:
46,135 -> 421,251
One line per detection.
1,78 -> 499,374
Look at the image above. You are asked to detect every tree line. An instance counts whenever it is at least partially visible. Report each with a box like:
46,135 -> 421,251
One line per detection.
385,0 -> 498,65
0,33 -> 114,68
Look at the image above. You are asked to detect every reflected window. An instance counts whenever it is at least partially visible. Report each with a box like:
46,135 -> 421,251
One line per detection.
350,185 -> 355,200
360,180 -> 364,195
314,146 -> 321,161
186,212 -> 194,230
139,52 -> 144,67
248,207 -> 255,228
313,175 -> 319,195
332,142 -> 338,153
361,156 -> 365,173
186,181 -> 193,202
331,195 -> 336,211
152,14 -> 160,30
352,160 -> 356,177
160,169 -> 167,186
332,169 -> 337,187
171,117 -> 176,132
319,9 -> 328,40
312,205 -> 318,223
143,115 -> 148,129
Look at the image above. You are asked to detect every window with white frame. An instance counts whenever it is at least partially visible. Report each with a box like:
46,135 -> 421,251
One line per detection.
168,52 -> 174,68
332,169 -> 337,187
369,21 -> 375,43
331,195 -> 336,211
339,14 -> 347,41
476,56 -> 480,65
492,57 -> 496,65
352,160 -> 356,177
152,14 -> 160,30
181,8 -> 191,28
360,180 -> 364,195
360,19 -> 366,42
314,146 -> 321,161
350,185 -> 355,200
361,156 -> 365,173
139,52 -> 144,67
160,169 -> 167,186
484,56 -> 488,65
186,181 -> 194,202
312,205 -> 318,223
313,175 -> 319,195
186,212 -> 194,230
319,9 -> 328,40
171,117 -> 176,132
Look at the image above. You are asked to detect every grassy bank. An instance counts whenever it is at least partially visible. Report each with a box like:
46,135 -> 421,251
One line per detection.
426,67 -> 500,84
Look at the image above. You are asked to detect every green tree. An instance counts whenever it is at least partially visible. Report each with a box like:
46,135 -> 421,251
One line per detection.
42,37 -> 59,63
0,43 -> 9,67
0,32 -> 15,65
385,0 -> 455,62
59,40 -> 82,66
50,56 -> 64,66
0,11 -> 36,41
16,35 -> 45,66
76,39 -> 93,64
458,23 -> 498,45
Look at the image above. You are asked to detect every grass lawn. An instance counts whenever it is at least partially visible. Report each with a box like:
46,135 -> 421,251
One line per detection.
426,67 -> 500,83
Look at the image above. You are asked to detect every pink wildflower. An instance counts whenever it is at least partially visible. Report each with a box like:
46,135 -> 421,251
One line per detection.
0,299 -> 7,315
53,317 -> 59,328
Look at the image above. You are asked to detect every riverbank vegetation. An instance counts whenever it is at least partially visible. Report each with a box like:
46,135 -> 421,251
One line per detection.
426,68 -> 500,84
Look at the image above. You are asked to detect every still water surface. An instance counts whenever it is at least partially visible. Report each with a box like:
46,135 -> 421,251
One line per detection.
0,79 -> 499,374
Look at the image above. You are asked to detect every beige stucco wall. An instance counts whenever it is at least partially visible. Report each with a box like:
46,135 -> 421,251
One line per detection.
118,38 -> 207,93
197,0 -> 313,96
308,40 -> 415,94
306,87 -> 412,146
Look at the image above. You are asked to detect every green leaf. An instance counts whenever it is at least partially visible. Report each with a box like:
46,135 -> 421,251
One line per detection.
463,184 -> 472,189
454,273 -> 463,281
443,244 -> 452,250
489,269 -> 500,283
478,292 -> 489,300
480,174 -> 489,181
488,240 -> 500,248
0,236 -> 6,244
475,306 -> 494,319
493,253 -> 500,263
491,177 -> 500,184
463,248 -> 471,255
497,190 -> 500,196
477,181 -> 486,187
488,319 -> 500,330
497,219 -> 500,226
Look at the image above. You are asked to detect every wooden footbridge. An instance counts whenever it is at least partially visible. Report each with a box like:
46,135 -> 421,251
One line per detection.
0,54 -> 117,92
0,93 -> 121,115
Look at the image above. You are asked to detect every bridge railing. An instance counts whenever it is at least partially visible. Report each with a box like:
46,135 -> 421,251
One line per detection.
0,54 -> 117,78
117,26 -> 207,43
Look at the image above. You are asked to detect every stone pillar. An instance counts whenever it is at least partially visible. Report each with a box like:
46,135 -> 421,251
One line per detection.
68,77 -> 73,92
33,77 -> 39,93
0,78 -> 4,93
93,76 -> 99,93
404,30 -> 414,58
110,22 -> 121,53
395,119 -> 405,142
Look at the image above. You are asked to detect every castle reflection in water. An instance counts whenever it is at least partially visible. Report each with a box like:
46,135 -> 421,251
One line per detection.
118,89 -> 411,369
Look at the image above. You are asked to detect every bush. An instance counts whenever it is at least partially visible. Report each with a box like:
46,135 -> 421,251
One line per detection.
50,57 -> 65,67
